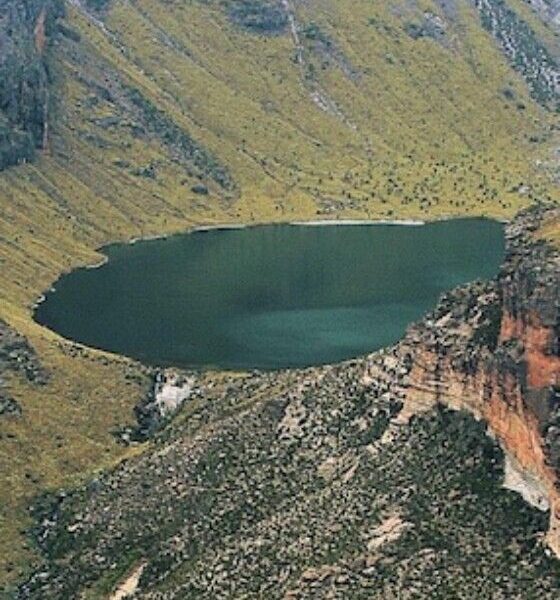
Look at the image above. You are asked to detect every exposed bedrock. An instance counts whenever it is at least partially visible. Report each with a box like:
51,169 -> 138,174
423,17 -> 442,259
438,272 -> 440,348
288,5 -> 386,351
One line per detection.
0,0 -> 64,169
0,319 -> 48,418
386,204 -> 560,554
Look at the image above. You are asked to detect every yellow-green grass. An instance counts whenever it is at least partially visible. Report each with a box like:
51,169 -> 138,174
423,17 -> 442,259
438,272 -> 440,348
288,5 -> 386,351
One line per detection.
538,213 -> 560,248
0,0 -> 559,590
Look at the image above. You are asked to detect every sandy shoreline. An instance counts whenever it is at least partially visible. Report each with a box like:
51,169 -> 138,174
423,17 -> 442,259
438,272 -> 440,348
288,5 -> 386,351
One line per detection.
290,219 -> 425,226
126,215 -> 504,248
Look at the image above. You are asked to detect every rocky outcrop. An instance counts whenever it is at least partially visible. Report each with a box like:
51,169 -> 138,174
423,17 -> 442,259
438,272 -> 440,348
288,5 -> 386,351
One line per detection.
127,370 -> 195,441
525,0 -> 560,31
0,0 -> 64,168
393,204 -> 560,554
0,319 -> 48,417
474,0 -> 560,109
22,347 -> 560,598
0,319 -> 47,385
227,0 -> 288,35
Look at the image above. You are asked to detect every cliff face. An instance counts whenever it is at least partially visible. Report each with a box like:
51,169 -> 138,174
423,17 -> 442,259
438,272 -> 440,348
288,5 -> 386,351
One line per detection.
395,205 -> 560,553
0,0 -> 63,169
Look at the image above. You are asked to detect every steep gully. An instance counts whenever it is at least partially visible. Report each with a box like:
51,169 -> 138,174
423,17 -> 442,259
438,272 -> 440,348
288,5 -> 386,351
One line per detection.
33,7 -> 49,152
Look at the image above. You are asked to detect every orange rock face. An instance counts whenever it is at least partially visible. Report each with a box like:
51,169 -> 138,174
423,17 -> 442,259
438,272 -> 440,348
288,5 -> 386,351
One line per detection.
482,369 -> 552,492
495,311 -> 560,553
501,313 -> 560,389
397,206 -> 560,554
402,318 -> 560,552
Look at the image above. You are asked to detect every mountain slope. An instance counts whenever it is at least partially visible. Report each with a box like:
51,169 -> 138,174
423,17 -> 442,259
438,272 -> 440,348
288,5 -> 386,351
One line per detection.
15,207 -> 560,599
0,0 -> 559,592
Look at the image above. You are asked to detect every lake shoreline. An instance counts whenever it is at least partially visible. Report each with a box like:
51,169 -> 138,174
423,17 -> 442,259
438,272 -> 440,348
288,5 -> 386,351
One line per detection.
33,218 -> 506,371
30,214 -> 509,311
125,214 -> 507,248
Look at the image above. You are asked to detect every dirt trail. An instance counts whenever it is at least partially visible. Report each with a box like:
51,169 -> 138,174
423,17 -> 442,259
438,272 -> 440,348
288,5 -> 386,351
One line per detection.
110,562 -> 146,600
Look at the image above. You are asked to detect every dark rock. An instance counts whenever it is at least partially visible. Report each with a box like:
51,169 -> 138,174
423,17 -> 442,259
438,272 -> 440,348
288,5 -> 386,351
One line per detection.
0,0 -> 65,170
0,319 -> 48,418
0,391 -> 22,417
228,0 -> 288,36
191,183 -> 209,195
0,319 -> 48,386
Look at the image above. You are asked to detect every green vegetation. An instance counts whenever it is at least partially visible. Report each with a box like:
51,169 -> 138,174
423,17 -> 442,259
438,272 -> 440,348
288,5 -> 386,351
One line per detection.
0,0 -> 558,592
227,0 -> 288,34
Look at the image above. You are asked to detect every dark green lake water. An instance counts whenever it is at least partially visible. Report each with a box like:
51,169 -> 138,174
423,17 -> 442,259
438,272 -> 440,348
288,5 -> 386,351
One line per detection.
35,219 -> 504,370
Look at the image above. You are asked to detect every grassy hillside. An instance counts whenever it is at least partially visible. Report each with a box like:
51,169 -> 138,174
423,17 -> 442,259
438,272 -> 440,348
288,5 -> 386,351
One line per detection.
0,0 -> 559,592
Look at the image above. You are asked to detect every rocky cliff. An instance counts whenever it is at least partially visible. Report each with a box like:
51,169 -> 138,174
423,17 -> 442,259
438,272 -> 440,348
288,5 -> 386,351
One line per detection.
0,0 -> 63,169
391,204 -> 560,554
474,0 -> 560,109
526,0 -> 560,30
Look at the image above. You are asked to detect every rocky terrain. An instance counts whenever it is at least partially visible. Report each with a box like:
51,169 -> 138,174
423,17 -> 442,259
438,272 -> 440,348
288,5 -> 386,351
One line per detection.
525,0 -> 560,30
0,0 -> 64,169
0,320 -> 47,418
0,0 -> 559,594
12,204 -> 559,598
395,203 -> 560,550
474,0 -> 560,108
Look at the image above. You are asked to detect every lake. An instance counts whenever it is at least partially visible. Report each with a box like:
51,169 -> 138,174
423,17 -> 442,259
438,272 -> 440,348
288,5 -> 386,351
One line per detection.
34,219 -> 504,370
